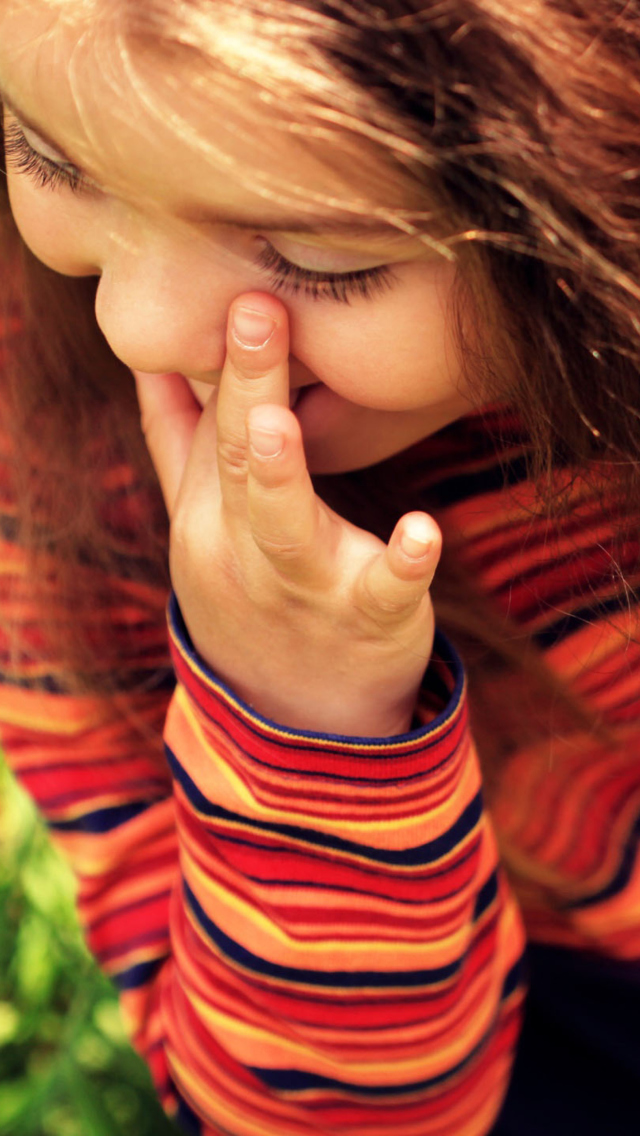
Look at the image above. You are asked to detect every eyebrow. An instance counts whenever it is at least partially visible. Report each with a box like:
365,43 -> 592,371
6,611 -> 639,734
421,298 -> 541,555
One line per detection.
0,84 -> 413,239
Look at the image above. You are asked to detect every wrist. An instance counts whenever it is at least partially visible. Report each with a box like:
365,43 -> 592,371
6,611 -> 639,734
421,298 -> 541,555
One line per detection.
169,592 -> 465,745
185,641 -> 425,738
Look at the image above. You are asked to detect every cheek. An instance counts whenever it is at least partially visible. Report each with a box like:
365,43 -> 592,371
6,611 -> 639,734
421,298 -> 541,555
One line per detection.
6,178 -> 97,276
288,260 -> 461,411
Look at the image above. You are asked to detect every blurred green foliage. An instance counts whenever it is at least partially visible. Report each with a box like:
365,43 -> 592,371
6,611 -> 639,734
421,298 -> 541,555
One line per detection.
0,754 -> 182,1136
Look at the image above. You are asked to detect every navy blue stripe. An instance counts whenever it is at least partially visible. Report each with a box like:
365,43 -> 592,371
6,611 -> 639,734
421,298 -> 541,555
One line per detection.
212,830 -> 481,904
112,958 -> 165,991
535,594 -> 640,650
562,811 -> 640,910
248,953 -> 527,1094
248,1052 -> 473,1096
166,746 -> 482,867
168,593 -> 464,760
185,878 -> 467,989
502,954 -> 527,1001
473,870 -> 499,920
427,454 -> 530,509
49,800 -> 152,833
249,1009 -> 498,1095
174,1097 -> 203,1135
0,509 -> 171,588
0,667 -> 175,696
181,722 -> 462,786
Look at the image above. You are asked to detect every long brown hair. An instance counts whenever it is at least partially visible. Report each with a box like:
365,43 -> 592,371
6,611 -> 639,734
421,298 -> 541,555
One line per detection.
0,0 -> 639,735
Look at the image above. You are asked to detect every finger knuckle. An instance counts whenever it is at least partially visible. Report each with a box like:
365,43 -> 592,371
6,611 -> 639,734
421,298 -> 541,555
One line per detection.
358,580 -> 419,622
253,531 -> 310,563
217,435 -> 249,479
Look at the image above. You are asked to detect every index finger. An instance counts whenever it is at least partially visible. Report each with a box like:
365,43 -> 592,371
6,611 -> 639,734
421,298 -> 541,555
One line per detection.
215,292 -> 291,515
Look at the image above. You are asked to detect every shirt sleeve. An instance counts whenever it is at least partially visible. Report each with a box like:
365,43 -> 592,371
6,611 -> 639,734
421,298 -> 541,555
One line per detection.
147,593 -> 526,1136
0,553 -> 526,1136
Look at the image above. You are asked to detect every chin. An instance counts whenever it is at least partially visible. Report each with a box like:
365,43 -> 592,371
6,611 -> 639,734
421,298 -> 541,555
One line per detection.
303,442 -> 407,476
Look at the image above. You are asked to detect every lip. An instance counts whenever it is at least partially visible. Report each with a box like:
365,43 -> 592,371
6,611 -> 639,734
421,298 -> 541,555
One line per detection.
289,383 -> 314,410
289,382 -> 322,413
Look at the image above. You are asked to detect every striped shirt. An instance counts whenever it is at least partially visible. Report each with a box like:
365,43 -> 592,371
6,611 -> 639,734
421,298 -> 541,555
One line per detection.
1,374 -> 638,1133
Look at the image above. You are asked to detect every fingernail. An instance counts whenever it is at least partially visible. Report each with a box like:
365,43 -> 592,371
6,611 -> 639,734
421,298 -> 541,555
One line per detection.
400,517 -> 432,559
249,424 -> 284,458
233,306 -> 277,348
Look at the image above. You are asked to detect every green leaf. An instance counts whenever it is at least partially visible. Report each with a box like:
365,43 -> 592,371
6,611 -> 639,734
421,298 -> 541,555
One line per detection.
93,999 -> 128,1047
15,915 -> 55,1006
0,1002 -> 20,1045
62,1065 -> 116,1136
0,1078 -> 32,1133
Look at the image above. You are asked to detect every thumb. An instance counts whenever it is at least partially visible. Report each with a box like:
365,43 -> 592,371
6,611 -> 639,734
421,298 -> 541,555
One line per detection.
132,370 -> 202,516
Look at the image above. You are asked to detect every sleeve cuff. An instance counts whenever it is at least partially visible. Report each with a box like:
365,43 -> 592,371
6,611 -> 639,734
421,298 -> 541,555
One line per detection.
166,591 -> 468,777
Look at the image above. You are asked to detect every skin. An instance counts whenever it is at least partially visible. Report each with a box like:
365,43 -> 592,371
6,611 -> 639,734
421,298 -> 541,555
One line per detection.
0,3 -> 482,734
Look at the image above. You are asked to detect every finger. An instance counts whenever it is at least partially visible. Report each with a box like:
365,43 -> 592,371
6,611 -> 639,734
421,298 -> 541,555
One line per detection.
245,403 -> 324,579
356,513 -> 442,624
215,293 -> 290,518
132,370 -> 202,516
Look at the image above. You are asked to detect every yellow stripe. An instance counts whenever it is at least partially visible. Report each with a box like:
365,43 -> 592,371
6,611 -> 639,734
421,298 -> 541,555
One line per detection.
167,1050 -> 301,1136
169,613 -> 463,752
183,850 -> 472,963
185,984 -> 495,1082
174,684 -> 479,839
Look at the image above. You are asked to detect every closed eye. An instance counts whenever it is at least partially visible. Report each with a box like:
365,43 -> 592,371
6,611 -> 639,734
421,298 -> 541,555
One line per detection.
3,118 -> 86,193
3,118 -> 400,305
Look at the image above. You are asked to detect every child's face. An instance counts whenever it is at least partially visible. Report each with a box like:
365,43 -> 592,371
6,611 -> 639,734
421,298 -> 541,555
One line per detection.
0,5 -> 479,473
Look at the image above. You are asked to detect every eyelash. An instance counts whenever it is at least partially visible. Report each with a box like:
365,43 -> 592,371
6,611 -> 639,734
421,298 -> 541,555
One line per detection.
2,119 -> 398,306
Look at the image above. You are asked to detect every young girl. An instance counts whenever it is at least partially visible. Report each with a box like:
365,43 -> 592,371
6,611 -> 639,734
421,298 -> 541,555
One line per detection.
0,0 -> 639,1133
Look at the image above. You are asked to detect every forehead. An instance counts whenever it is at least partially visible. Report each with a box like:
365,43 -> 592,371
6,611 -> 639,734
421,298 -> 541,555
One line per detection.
0,0 -> 442,245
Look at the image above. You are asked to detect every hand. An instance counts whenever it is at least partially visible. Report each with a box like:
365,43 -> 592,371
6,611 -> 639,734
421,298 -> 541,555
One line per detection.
133,293 -> 442,737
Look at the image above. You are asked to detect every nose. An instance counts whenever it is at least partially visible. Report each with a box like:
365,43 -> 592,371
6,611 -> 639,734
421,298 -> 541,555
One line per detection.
93,226 -> 255,377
